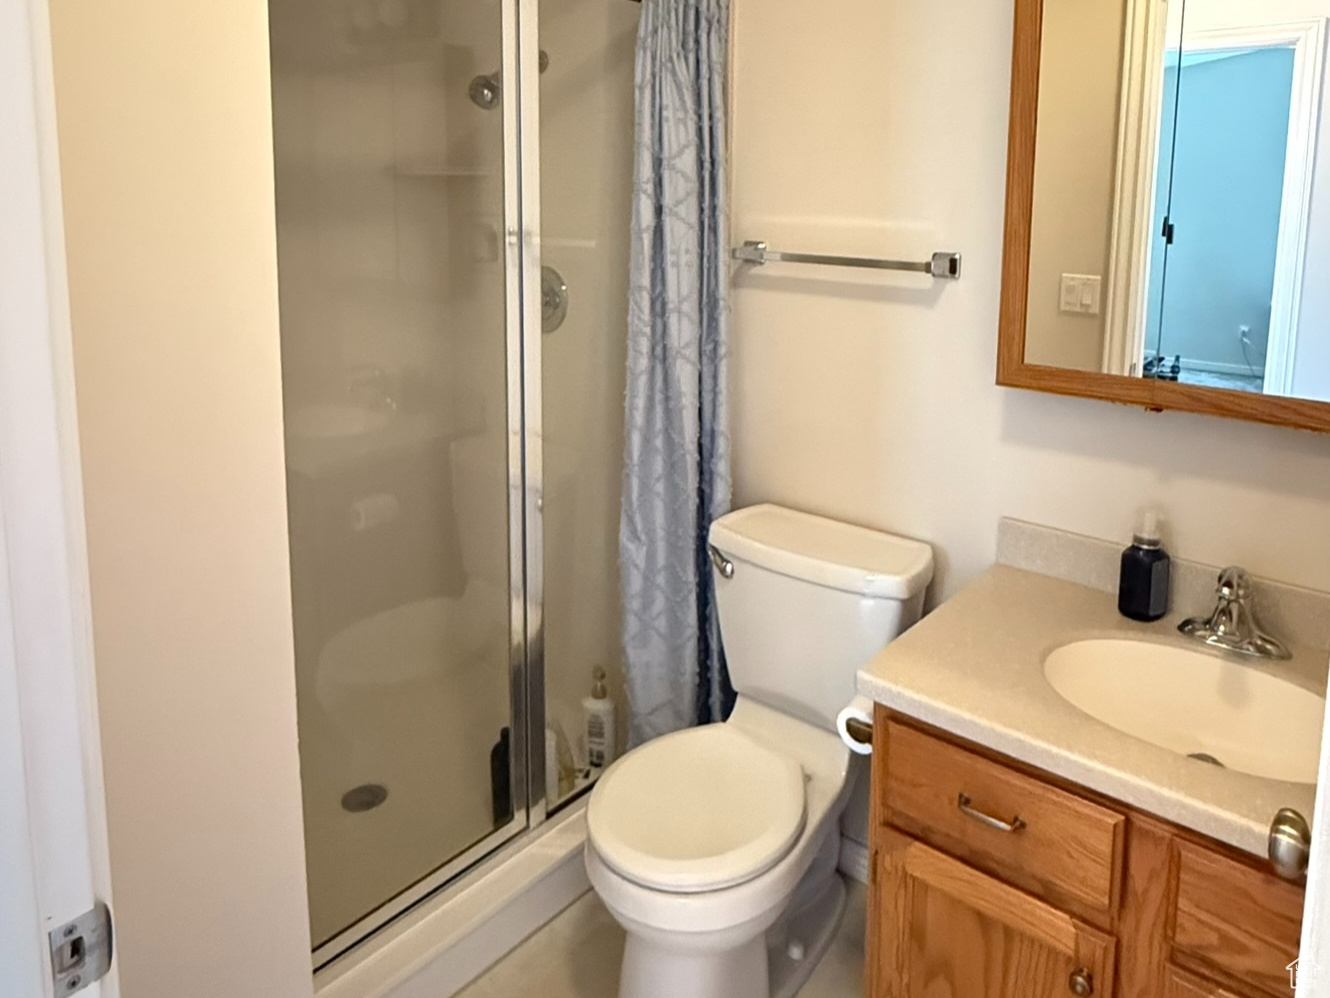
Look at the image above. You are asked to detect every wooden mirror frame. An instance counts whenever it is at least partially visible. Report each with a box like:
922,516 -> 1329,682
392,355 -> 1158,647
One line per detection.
996,0 -> 1330,434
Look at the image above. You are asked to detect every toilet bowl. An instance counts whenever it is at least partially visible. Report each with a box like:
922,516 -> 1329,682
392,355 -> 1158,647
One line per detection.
585,505 -> 933,998
586,699 -> 854,998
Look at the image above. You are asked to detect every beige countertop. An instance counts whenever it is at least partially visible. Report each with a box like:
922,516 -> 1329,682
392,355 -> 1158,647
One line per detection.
857,564 -> 1328,859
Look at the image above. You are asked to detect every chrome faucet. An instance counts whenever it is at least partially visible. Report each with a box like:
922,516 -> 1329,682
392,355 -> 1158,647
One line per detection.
1178,566 -> 1291,660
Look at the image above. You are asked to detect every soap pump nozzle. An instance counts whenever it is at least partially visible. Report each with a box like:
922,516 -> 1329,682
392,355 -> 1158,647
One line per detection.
1133,509 -> 1162,549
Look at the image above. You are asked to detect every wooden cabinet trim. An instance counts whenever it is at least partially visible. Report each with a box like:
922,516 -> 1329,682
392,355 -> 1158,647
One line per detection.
1116,815 -> 1178,998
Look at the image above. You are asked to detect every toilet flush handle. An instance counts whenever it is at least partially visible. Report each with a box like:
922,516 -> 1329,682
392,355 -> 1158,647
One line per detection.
708,545 -> 735,579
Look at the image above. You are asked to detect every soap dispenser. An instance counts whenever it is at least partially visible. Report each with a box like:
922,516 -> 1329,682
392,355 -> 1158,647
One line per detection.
1118,509 -> 1171,622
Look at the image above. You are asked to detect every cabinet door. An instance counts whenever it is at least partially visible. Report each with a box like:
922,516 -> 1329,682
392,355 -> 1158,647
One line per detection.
872,829 -> 1117,998
1171,840 -> 1303,996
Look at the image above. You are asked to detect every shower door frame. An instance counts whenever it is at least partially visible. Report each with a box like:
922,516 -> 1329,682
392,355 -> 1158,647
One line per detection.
310,0 -> 553,967
516,0 -> 551,834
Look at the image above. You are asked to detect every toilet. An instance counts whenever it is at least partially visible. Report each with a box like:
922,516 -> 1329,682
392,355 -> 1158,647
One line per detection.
585,504 -> 933,998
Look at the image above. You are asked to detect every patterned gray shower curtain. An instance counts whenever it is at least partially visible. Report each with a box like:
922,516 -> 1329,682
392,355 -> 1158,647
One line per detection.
619,0 -> 732,746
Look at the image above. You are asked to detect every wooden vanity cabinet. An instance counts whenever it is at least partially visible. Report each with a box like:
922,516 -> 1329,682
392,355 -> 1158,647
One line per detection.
868,709 -> 1304,998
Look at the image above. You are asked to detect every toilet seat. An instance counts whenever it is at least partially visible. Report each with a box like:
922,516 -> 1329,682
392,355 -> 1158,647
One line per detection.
587,724 -> 806,894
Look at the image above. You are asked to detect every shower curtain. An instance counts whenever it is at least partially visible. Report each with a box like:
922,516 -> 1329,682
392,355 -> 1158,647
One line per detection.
620,0 -> 732,746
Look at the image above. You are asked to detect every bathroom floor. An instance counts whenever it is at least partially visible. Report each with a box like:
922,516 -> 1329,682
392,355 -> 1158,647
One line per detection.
1177,368 -> 1264,393
457,880 -> 868,998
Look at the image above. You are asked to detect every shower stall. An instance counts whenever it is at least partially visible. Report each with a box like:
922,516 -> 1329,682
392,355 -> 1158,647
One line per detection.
266,0 -> 639,962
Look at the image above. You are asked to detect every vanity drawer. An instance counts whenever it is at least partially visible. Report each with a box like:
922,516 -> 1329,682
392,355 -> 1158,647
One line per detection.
1171,840 -> 1302,997
881,721 -> 1125,922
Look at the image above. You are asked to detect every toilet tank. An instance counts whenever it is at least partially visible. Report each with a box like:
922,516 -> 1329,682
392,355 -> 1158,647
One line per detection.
708,505 -> 934,730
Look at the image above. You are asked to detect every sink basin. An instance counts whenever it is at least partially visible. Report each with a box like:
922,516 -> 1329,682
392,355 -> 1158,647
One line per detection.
1044,639 -> 1324,784
286,403 -> 391,440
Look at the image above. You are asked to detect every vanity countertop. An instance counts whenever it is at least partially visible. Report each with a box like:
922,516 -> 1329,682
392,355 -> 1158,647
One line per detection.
857,564 -> 1328,859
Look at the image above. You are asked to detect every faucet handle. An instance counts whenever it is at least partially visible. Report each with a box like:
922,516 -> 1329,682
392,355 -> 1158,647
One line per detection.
1216,566 -> 1253,600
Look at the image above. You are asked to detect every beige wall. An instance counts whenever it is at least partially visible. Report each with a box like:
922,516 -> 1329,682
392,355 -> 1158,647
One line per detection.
48,0 -> 314,995
730,0 -> 1330,601
1025,0 -> 1129,371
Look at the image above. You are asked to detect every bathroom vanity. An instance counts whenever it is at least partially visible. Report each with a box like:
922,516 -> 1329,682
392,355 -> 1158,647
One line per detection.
867,713 -> 1302,998
860,520 -> 1328,998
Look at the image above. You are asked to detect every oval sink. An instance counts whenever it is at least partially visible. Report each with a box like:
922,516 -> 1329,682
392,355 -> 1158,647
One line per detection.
286,403 -> 391,440
1044,639 -> 1324,784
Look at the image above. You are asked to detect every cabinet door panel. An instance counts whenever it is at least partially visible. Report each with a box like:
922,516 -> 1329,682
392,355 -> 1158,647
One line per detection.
873,828 -> 1116,998
1163,964 -> 1245,998
1172,840 -> 1302,996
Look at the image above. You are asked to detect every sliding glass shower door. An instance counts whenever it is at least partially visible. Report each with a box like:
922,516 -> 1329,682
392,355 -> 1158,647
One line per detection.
269,0 -> 527,960
268,0 -> 637,963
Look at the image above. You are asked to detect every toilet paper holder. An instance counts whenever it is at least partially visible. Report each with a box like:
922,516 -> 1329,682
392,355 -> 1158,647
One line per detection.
836,696 -> 876,755
843,716 -> 873,747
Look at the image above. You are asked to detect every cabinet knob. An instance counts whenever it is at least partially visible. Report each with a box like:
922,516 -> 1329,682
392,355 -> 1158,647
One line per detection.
1068,968 -> 1094,997
1269,807 -> 1311,882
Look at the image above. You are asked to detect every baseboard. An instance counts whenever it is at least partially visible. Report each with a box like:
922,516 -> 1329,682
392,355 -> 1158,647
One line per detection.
1182,357 -> 1264,377
1148,353 -> 1264,378
838,836 -> 870,885
316,803 -> 591,998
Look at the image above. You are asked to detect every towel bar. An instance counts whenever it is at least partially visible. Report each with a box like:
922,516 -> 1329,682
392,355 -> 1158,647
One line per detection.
731,240 -> 962,280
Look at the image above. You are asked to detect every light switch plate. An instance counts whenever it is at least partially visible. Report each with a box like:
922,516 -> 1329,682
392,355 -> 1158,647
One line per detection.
1059,274 -> 1103,316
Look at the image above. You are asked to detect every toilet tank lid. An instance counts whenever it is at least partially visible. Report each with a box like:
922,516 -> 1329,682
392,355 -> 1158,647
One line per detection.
709,505 -> 934,599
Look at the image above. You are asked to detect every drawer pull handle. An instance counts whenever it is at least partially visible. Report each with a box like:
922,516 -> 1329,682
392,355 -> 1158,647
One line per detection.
1068,968 -> 1094,997
957,793 -> 1027,834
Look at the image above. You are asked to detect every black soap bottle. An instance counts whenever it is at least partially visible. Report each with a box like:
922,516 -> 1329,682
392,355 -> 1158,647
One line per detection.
1118,510 -> 1170,622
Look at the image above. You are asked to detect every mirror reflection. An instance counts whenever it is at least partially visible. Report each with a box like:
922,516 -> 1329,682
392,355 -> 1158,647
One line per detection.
1024,0 -> 1329,402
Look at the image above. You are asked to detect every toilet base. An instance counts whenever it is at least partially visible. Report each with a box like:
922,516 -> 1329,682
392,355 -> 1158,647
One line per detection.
612,852 -> 848,998
620,928 -> 770,998
767,871 -> 847,998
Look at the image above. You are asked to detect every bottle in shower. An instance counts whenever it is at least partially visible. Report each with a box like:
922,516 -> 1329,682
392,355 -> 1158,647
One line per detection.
583,667 -> 616,770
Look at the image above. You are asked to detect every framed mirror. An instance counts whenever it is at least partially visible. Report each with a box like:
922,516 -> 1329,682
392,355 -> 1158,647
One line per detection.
998,0 -> 1330,433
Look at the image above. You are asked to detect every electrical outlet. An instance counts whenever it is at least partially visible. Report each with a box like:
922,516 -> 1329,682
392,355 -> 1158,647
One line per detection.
1059,274 -> 1103,317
